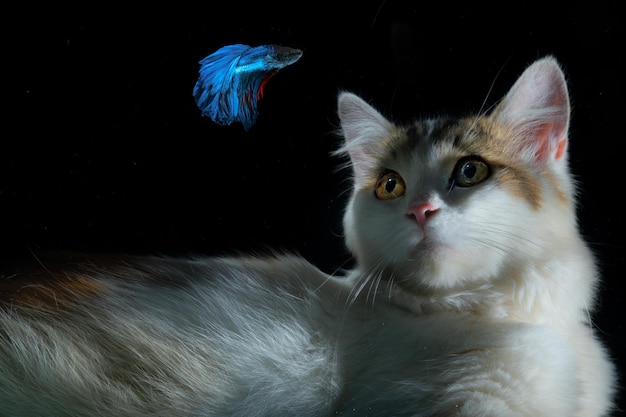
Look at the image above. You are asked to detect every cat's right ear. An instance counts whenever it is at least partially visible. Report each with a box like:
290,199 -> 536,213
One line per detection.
335,92 -> 394,184
492,57 -> 570,166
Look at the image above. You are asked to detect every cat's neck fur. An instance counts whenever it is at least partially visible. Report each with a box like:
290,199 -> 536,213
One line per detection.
350,243 -> 598,325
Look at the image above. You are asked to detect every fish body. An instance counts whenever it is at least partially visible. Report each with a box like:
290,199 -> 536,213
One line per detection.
193,44 -> 302,130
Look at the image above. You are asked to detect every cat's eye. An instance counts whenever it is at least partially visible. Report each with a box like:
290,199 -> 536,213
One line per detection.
375,170 -> 406,200
451,156 -> 490,188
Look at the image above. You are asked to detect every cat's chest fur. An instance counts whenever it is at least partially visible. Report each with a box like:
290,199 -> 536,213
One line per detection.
334,306 -> 579,416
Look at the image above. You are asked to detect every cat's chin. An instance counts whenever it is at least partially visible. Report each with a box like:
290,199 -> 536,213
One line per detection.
399,241 -> 497,291
404,233 -> 450,269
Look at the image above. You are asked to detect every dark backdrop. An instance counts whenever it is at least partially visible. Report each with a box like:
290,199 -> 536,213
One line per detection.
4,2 -> 624,412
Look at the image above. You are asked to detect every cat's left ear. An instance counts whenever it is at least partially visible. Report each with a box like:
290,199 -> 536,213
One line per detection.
493,56 -> 570,165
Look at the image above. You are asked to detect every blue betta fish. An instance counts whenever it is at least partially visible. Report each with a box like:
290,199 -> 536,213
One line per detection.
193,44 -> 303,130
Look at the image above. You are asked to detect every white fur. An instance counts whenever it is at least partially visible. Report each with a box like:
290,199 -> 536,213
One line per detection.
0,57 -> 616,416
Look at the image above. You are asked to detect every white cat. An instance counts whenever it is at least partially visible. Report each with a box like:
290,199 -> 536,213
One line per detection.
0,56 -> 616,416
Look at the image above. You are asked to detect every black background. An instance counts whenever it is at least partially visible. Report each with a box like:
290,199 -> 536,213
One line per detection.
4,2 -> 624,413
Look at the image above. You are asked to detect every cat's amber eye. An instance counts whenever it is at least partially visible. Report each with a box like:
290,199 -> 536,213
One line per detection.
375,170 -> 406,200
451,156 -> 490,188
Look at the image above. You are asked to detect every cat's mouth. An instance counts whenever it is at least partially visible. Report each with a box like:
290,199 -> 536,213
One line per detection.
406,232 -> 436,257
405,226 -> 455,263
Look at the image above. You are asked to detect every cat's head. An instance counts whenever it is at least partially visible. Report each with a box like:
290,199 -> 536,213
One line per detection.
337,57 -> 579,293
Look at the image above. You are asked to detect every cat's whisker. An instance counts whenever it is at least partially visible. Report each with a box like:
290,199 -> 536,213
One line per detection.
462,57 -> 511,142
467,220 -> 547,253
365,272 -> 381,306
345,256 -> 393,308
345,272 -> 372,307
378,272 -> 395,301
476,58 -> 510,119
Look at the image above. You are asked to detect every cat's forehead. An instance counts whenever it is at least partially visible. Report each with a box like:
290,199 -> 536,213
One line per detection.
383,117 -> 471,164
384,115 -> 512,164
378,115 -> 564,210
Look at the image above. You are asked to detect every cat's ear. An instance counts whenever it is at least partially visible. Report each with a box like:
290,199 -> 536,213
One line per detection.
492,56 -> 570,165
336,92 -> 394,183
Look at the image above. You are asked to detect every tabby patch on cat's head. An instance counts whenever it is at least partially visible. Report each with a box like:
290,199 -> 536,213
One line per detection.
384,116 -> 563,210
339,56 -> 572,212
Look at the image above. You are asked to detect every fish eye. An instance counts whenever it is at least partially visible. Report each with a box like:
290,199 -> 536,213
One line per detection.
451,156 -> 490,188
375,170 -> 406,200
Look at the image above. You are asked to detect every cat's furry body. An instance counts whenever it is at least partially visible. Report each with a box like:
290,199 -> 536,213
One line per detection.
0,57 -> 616,416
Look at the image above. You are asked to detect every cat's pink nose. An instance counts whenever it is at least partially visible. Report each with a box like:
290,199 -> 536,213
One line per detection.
407,203 -> 439,227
